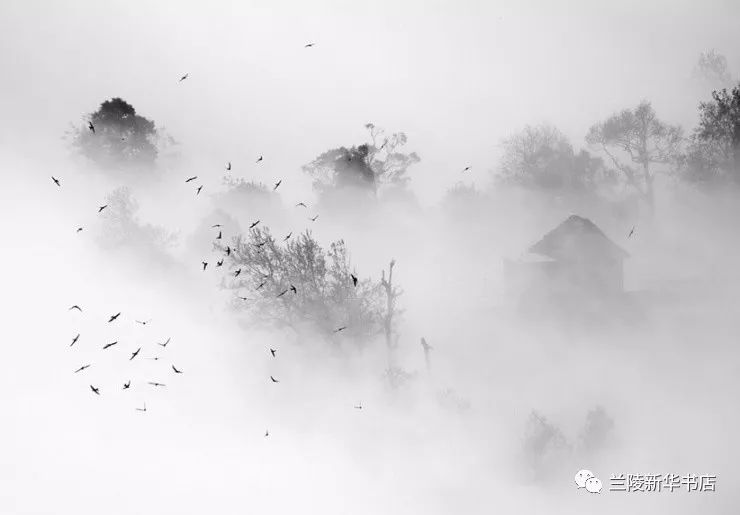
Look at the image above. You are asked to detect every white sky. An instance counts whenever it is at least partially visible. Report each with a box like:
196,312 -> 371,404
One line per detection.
2,0 -> 739,203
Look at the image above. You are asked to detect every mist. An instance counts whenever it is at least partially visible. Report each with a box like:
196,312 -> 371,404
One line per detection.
2,1 -> 740,514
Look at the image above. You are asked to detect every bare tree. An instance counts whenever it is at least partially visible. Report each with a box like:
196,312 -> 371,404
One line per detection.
379,259 -> 403,368
586,101 -> 683,211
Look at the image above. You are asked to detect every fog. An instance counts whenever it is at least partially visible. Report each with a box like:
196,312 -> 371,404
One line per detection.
2,1 -> 740,514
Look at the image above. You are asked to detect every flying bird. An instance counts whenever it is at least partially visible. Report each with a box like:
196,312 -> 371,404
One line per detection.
130,347 -> 141,361
290,284 -> 297,294
628,226 -> 636,238
74,364 -> 90,374
462,166 -> 471,173
179,73 -> 189,82
295,203 -> 307,208
270,376 -> 279,383
234,269 -> 241,277
253,241 -> 267,248
351,274 -> 358,287
135,319 -> 151,325
157,337 -> 171,348
108,312 -> 121,323
98,205 -> 108,213
88,121 -> 95,133
354,403 -> 363,410
265,429 -> 269,437
304,42 -> 316,48
90,385 -> 100,395
238,296 -> 251,301
249,220 -> 260,229
51,176 -> 61,187
202,261 -> 208,271
123,381 -> 131,390
69,305 -> 83,312
70,334 -> 80,347
216,259 -> 224,267
76,227 -> 83,233
102,341 -> 118,350
309,215 -> 319,222
256,155 -> 263,163
148,382 -> 166,387
185,176 -> 197,183
256,282 -> 266,290
172,365 -> 183,374
212,224 -> 223,228
277,289 -> 289,298
136,402 -> 146,412
226,161 -> 231,171
225,246 -> 231,256
196,185 -> 203,195
273,180 -> 282,190
283,232 -> 292,241
333,326 -> 347,333
270,348 -> 277,357
216,231 -> 222,240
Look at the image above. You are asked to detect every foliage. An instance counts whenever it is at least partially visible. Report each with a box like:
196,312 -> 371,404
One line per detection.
302,123 -> 420,195
497,124 -> 617,195
218,227 -> 384,343
522,410 -> 570,479
692,49 -> 733,88
578,405 -> 615,453
586,101 -> 683,208
96,187 -> 177,252
70,97 -> 173,171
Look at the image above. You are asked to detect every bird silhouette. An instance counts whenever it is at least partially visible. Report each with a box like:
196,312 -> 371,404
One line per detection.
136,402 -> 146,412
185,176 -> 197,183
628,226 -> 636,238
158,337 -> 171,348
202,261 -> 208,271
226,161 -> 231,171
123,381 -> 131,390
309,215 -> 319,222
249,220 -> 260,229
216,259 -> 224,267
234,269 -> 241,277
290,284 -> 297,294
270,376 -> 279,383
148,382 -> 166,387
277,289 -> 289,297
333,326 -> 347,333
88,121 -> 95,133
265,429 -> 269,437
130,347 -> 141,361
90,385 -> 100,395
256,282 -> 266,290
462,166 -> 471,172
135,319 -> 151,325
256,155 -> 263,163
74,364 -> 90,374
238,296 -> 251,301
179,73 -> 189,82
76,227 -> 83,233
295,202 -> 307,208
283,232 -> 292,241
172,365 -> 183,374
351,274 -> 358,287
70,333 -> 80,347
354,403 -> 362,410
108,312 -> 121,323
212,224 -> 223,228
304,43 -> 315,48
273,180 -> 282,190
102,341 -> 118,350
253,241 -> 267,249
98,205 -> 108,213
52,176 -> 61,187
196,185 -> 203,195
216,231 -> 222,240
69,305 -> 83,312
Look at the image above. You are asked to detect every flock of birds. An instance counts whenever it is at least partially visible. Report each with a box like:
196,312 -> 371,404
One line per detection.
67,304 -> 179,413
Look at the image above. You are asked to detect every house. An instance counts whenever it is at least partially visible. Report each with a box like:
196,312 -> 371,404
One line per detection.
504,215 -> 629,304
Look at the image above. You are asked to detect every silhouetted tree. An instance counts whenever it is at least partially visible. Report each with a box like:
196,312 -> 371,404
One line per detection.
522,410 -> 570,481
586,101 -> 682,211
70,98 -> 173,171
219,227 -> 384,344
681,86 -> 740,186
302,123 -> 420,197
578,406 -> 615,453
497,124 -> 616,196
692,49 -> 733,89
